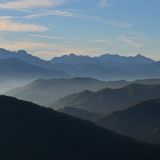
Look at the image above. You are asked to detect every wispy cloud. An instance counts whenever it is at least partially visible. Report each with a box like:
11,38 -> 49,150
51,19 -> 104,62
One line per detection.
0,16 -> 13,20
25,9 -> 77,19
0,0 -> 131,29
31,34 -> 63,39
118,36 -> 143,48
0,0 -> 69,10
107,20 -> 132,28
0,39 -> 54,51
0,20 -> 48,32
98,0 -> 112,8
24,9 -> 132,28
90,39 -> 114,45
122,31 -> 150,41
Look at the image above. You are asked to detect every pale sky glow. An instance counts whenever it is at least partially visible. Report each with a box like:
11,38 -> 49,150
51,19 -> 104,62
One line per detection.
0,0 -> 159,60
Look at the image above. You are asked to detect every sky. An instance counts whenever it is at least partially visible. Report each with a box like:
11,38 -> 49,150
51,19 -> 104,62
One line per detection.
0,0 -> 159,60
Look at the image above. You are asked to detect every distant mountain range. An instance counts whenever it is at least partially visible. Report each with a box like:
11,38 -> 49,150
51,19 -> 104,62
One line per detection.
1,48 -> 160,81
51,83 -> 160,113
1,95 -> 160,159
6,78 -> 160,106
5,77 -> 117,105
0,48 -> 53,69
95,98 -> 160,144
50,53 -> 158,80
50,53 -> 154,65
0,58 -> 69,80
0,58 -> 69,93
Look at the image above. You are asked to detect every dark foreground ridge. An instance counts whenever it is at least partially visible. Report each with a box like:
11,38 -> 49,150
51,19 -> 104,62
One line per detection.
0,95 -> 160,160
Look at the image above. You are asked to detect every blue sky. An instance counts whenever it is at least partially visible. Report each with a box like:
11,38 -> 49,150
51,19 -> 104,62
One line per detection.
0,0 -> 159,60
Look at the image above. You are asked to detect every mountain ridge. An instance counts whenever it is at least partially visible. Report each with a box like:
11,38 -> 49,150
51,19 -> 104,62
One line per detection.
51,83 -> 160,113
0,58 -> 70,93
1,48 -> 160,80
5,77 -> 111,105
0,95 -> 160,159
94,98 -> 160,144
51,53 -> 155,65
0,48 -> 54,69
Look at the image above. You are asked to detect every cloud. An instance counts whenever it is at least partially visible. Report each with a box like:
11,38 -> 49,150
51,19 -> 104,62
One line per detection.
118,36 -> 143,48
0,20 -> 48,32
0,40 -> 54,51
122,31 -> 150,41
0,0 -> 68,10
107,20 -> 132,28
0,16 -> 12,20
31,34 -> 63,39
25,9 -> 77,19
98,0 -> 111,8
90,39 -> 114,45
24,9 -> 132,28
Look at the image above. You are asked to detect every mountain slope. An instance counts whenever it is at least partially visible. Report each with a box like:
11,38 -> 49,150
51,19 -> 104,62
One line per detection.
0,48 -> 55,69
51,83 -> 160,113
6,77 -> 160,106
0,58 -> 69,93
51,62 -> 135,80
95,98 -> 160,144
5,78 -> 113,105
0,95 -> 160,159
0,58 -> 69,80
58,106 -> 102,120
133,78 -> 160,85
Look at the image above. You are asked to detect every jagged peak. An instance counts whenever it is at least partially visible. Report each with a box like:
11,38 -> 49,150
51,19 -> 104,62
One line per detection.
69,53 -> 76,56
135,53 -> 144,57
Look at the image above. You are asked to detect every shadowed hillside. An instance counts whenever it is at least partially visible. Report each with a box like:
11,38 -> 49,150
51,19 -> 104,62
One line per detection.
58,106 -> 103,120
0,95 -> 160,159
95,98 -> 160,144
51,84 -> 160,113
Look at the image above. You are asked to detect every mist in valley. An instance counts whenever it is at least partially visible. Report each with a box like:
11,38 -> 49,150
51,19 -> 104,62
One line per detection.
1,49 -> 160,159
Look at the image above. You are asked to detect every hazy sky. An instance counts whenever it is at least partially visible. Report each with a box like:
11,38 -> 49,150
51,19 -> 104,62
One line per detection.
0,0 -> 159,60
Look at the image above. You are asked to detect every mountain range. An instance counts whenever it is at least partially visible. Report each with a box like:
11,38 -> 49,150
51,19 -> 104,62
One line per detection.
1,48 -> 160,81
94,98 -> 160,144
0,48 -> 53,69
2,48 -> 160,157
51,83 -> 160,113
50,53 -> 158,80
0,58 -> 69,80
1,48 -> 154,69
1,95 -> 160,159
59,98 -> 160,144
6,78 -> 160,107
50,53 -> 154,65
5,77 -> 113,105
0,58 -> 69,93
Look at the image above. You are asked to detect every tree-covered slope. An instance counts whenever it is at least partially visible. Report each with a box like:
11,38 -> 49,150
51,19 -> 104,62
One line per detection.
95,98 -> 160,144
0,95 -> 160,159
